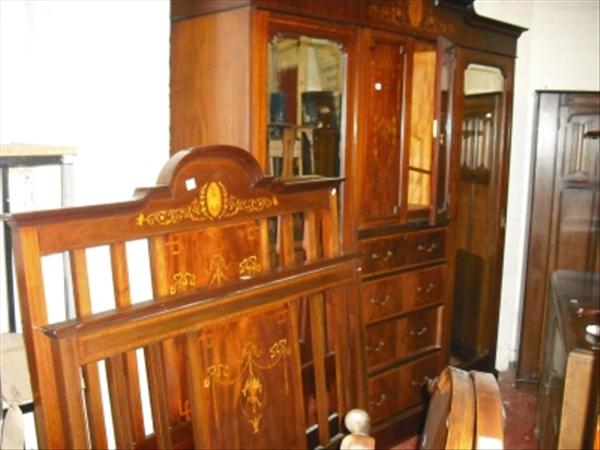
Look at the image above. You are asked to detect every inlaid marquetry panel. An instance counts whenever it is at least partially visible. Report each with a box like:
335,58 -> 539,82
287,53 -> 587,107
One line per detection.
358,32 -> 406,224
195,305 -> 305,448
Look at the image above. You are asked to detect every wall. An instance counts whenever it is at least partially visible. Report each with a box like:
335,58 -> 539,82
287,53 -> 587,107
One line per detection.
473,0 -> 600,370
0,1 -> 169,330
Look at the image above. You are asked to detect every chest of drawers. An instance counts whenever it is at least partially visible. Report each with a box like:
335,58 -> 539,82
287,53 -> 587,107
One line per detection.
358,228 -> 449,427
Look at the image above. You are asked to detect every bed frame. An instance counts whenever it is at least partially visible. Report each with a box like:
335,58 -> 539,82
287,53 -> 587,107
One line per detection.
7,146 -> 364,449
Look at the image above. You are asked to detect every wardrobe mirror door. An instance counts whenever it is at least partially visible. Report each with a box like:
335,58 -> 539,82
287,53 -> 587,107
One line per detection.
267,34 -> 346,178
450,63 -> 505,367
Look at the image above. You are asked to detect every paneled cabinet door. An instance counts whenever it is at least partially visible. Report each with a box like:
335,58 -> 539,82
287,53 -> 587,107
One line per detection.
357,30 -> 408,227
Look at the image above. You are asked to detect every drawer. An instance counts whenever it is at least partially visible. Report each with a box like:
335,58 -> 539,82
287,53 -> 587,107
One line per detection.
367,352 -> 440,423
403,229 -> 446,266
365,307 -> 442,370
359,229 -> 446,275
362,265 -> 445,323
359,235 -> 405,275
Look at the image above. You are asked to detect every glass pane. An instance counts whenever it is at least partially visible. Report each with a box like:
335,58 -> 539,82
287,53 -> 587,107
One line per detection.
407,41 -> 437,208
267,35 -> 346,178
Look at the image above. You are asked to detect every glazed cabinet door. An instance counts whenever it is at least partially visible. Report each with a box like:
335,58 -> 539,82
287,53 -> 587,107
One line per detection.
357,29 -> 408,228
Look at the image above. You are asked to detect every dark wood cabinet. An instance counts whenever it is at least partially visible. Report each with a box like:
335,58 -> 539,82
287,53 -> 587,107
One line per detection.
169,0 -> 523,439
517,92 -> 600,389
536,270 -> 599,449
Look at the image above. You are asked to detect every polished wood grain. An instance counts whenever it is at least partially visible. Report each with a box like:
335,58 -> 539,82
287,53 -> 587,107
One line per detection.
537,271 -> 599,450
8,146 -> 358,449
518,92 -> 600,388
171,1 -> 524,57
364,306 -> 441,370
357,29 -> 407,227
472,371 -> 503,449
361,265 -> 445,324
421,366 -> 475,450
170,9 -> 252,153
169,0 -> 523,440
366,352 -> 440,423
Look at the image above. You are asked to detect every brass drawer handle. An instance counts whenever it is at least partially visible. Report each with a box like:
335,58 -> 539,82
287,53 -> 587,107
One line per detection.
366,340 -> 385,353
370,294 -> 391,306
369,393 -> 387,407
371,250 -> 394,261
411,377 -> 428,387
417,242 -> 437,253
417,283 -> 435,294
410,326 -> 428,337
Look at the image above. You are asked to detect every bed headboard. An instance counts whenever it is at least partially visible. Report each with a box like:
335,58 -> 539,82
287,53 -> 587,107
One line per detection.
7,146 -> 364,449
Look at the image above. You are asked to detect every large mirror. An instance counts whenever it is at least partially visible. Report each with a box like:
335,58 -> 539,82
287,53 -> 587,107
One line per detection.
267,35 -> 346,178
450,62 -> 505,369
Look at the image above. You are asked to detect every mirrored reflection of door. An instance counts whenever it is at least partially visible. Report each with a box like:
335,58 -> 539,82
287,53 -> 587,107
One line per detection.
267,35 -> 346,178
450,62 -> 506,369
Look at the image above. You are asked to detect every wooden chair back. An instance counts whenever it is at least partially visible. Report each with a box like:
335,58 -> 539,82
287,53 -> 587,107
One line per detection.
421,366 -> 503,449
7,145 -> 361,449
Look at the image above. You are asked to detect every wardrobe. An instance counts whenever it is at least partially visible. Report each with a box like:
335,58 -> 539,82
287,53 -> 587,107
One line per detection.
169,0 -> 524,442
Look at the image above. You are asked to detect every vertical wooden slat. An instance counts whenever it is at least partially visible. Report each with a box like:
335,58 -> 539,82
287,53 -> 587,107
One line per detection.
279,215 -> 295,266
287,300 -> 310,443
149,235 -> 183,423
70,249 -> 108,449
110,242 -> 145,441
184,332 -> 212,449
11,228 -> 66,449
303,210 -> 318,262
326,288 -> 349,417
105,355 -> 135,450
144,343 -> 173,449
52,338 -> 90,449
321,188 -> 340,257
309,293 -> 330,446
259,218 -> 271,271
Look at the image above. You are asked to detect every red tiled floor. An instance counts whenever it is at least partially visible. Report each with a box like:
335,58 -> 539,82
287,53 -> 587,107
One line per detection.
391,368 -> 539,449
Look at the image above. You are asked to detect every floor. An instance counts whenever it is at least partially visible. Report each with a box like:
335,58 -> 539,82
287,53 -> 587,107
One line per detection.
392,368 -> 539,449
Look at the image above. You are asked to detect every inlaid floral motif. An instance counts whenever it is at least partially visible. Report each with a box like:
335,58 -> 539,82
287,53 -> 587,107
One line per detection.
203,340 -> 292,434
136,181 -> 278,226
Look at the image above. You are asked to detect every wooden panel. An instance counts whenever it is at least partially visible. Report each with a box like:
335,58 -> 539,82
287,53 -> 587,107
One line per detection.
518,92 -> 600,386
357,29 -> 406,226
170,9 -> 252,153
365,306 -> 442,370
361,265 -> 445,323
367,352 -> 440,423
170,1 -> 524,58
190,306 -> 307,448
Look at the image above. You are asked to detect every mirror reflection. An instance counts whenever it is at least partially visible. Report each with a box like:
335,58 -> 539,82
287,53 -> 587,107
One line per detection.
460,64 -> 504,179
451,63 -> 505,366
267,35 -> 346,177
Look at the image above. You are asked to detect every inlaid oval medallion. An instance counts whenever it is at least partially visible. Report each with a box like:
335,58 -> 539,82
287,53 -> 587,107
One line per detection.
408,0 -> 424,28
206,181 -> 223,218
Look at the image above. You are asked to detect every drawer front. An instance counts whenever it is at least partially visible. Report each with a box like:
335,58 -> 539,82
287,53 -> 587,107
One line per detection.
362,265 -> 445,323
360,236 -> 405,274
360,229 -> 446,275
367,352 -> 440,422
365,307 -> 441,370
403,229 -> 446,266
